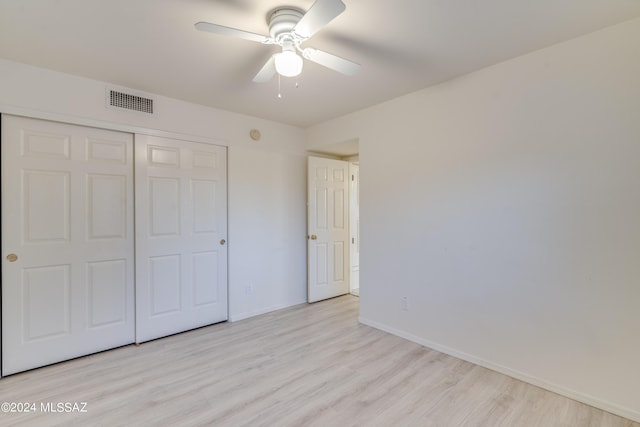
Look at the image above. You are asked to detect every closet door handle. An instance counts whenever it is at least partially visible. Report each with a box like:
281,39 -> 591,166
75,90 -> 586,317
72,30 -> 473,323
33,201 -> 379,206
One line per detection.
220,239 -> 226,245
6,253 -> 18,262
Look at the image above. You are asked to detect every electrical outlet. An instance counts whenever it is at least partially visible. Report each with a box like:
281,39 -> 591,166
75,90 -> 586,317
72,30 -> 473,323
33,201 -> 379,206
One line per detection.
245,284 -> 253,296
401,296 -> 409,311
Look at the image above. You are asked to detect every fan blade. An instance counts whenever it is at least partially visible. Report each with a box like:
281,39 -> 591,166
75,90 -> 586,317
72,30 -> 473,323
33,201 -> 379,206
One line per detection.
253,56 -> 277,83
293,0 -> 345,39
303,48 -> 361,75
195,22 -> 269,44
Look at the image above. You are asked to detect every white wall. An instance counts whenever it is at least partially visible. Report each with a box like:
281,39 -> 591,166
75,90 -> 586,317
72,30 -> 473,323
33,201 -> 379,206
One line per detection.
307,17 -> 640,422
0,59 -> 308,322
228,146 -> 307,320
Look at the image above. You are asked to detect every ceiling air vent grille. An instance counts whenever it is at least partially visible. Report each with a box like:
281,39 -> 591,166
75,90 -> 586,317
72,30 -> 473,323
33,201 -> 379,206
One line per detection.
108,89 -> 154,114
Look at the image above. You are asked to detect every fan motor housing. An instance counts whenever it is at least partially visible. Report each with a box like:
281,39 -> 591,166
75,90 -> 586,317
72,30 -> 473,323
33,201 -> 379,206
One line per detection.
268,8 -> 303,40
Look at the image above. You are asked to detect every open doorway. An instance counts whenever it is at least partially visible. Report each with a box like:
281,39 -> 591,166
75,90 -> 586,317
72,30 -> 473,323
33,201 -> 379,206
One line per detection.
307,139 -> 359,301
349,162 -> 359,296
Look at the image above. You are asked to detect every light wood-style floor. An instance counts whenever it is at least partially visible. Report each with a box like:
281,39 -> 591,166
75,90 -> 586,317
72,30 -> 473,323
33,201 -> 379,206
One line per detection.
0,295 -> 637,426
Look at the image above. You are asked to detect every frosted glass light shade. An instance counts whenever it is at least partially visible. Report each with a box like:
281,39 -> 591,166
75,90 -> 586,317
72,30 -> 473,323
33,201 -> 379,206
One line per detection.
275,51 -> 303,77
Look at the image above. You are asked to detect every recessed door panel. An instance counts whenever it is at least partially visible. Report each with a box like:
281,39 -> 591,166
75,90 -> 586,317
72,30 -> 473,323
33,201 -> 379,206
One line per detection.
87,260 -> 127,327
316,188 -> 328,229
148,145 -> 179,167
23,265 -> 70,341
24,170 -> 70,243
87,139 -> 127,164
334,189 -> 345,229
2,115 -> 135,375
21,131 -> 70,159
315,243 -> 329,286
316,167 -> 327,180
193,251 -> 218,306
149,178 -> 180,237
149,255 -> 182,316
88,174 -> 127,239
333,241 -> 345,282
192,151 -> 217,169
192,179 -> 217,234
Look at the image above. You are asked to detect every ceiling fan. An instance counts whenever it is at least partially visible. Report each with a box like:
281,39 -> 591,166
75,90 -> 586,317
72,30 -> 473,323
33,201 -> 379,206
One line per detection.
195,0 -> 361,82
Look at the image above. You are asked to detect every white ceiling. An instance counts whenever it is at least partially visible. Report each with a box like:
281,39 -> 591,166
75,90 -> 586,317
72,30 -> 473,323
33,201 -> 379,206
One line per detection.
1,0 -> 640,127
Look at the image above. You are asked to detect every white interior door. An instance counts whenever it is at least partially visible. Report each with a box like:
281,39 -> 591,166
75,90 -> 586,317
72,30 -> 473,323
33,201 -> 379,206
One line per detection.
349,162 -> 360,294
1,115 -> 135,375
307,156 -> 349,303
135,134 -> 227,343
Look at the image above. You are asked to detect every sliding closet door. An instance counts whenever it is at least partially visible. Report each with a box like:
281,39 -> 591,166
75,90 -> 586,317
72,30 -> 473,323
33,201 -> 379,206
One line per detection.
135,135 -> 228,343
1,115 -> 135,375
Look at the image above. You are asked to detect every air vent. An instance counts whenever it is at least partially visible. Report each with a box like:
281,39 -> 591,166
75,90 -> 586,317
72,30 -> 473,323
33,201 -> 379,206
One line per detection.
108,89 -> 154,114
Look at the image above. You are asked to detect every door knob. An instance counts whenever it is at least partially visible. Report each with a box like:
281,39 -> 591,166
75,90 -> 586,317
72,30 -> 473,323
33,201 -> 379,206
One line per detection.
220,239 -> 226,245
310,235 -> 317,240
6,253 -> 18,262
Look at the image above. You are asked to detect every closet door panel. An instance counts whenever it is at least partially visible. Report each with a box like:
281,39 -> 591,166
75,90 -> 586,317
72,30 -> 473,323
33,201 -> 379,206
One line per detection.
135,134 -> 227,343
2,115 -> 135,375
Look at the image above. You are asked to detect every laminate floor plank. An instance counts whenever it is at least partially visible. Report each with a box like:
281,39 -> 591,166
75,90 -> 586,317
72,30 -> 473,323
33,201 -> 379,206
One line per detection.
0,295 -> 637,426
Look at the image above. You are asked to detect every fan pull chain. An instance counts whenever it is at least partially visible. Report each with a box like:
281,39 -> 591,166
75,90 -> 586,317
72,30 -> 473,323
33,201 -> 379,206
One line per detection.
277,74 -> 282,99
276,76 -> 300,99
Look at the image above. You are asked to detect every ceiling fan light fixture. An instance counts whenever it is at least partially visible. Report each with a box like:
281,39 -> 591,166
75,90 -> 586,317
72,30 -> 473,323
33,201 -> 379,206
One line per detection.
195,0 -> 360,83
274,50 -> 303,77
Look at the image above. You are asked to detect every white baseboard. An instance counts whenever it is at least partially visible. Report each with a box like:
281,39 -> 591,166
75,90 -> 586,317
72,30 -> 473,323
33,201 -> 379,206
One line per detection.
358,316 -> 640,423
229,299 -> 307,322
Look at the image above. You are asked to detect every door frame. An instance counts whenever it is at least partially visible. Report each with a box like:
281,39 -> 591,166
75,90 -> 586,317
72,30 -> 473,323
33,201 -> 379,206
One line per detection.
349,161 -> 359,294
